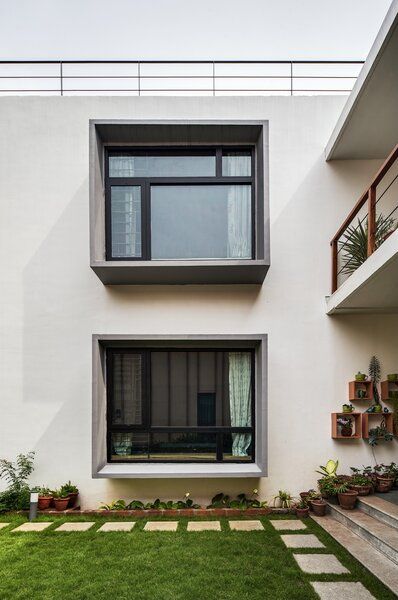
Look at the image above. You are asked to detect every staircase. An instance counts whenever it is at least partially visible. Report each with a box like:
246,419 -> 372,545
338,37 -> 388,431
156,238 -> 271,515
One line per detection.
312,495 -> 398,595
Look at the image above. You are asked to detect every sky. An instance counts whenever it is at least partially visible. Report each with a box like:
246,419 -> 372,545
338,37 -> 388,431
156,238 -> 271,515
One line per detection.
0,0 -> 392,61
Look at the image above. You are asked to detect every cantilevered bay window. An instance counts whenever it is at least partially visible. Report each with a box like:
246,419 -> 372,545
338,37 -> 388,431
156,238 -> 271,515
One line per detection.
106,348 -> 254,463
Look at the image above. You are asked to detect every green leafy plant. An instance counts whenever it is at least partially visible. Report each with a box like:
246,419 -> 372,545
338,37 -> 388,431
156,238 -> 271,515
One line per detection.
334,481 -> 350,494
60,481 -> 78,495
296,498 -> 308,509
207,490 -> 266,510
368,419 -> 394,446
316,459 -> 338,478
52,488 -> 70,499
273,490 -> 294,509
100,499 -> 128,510
350,474 -> 372,486
0,452 -> 35,513
340,215 -> 395,275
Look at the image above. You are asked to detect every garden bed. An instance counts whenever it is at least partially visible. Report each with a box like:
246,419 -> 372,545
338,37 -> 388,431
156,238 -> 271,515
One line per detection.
33,507 -> 277,517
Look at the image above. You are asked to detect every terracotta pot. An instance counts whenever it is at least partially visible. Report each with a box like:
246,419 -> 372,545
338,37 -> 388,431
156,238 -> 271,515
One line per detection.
310,500 -> 327,516
341,426 -> 353,437
338,491 -> 358,510
38,496 -> 53,510
54,497 -> 70,511
349,484 -> 372,496
296,507 -> 309,518
67,492 -> 79,508
376,477 -> 394,493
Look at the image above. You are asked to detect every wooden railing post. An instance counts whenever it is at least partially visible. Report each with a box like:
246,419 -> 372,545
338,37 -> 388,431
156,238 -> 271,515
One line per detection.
331,239 -> 338,293
367,185 -> 376,256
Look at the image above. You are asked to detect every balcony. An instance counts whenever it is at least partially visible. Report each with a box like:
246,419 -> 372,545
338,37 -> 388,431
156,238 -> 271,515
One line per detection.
327,144 -> 398,314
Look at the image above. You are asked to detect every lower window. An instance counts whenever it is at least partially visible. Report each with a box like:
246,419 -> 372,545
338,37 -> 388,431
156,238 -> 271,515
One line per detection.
107,349 -> 254,463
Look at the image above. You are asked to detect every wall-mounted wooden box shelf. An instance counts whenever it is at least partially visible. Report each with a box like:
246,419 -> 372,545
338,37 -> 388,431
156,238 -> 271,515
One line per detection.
331,412 -> 362,439
349,380 -> 373,401
381,380 -> 398,402
362,412 -> 393,439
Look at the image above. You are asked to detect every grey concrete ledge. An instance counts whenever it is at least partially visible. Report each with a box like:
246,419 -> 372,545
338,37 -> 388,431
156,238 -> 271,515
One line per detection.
95,462 -> 264,479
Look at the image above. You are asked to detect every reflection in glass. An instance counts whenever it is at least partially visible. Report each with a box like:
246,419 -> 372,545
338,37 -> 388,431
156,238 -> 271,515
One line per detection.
151,185 -> 251,259
112,353 -> 142,425
149,433 -> 217,461
222,151 -> 251,176
109,154 -> 215,178
111,186 -> 141,257
111,432 -> 149,460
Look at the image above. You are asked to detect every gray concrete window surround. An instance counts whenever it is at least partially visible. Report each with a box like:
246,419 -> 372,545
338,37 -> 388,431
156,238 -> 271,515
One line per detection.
92,334 -> 267,479
89,120 -> 270,285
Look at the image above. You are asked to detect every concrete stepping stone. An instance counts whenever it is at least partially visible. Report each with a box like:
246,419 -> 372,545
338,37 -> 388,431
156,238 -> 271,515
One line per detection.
311,582 -> 375,599
55,522 -> 95,532
97,522 -> 135,532
229,520 -> 264,531
281,534 -> 325,548
12,522 -> 53,532
144,521 -> 178,531
0,523 -> 10,531
293,553 -> 349,574
187,521 -> 221,531
270,519 -> 307,531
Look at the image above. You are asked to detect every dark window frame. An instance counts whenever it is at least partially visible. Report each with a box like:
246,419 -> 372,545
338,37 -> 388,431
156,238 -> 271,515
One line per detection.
104,146 -> 256,261
106,347 -> 256,464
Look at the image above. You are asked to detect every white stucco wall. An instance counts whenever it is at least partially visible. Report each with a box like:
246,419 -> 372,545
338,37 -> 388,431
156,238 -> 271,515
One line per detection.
0,95 -> 397,508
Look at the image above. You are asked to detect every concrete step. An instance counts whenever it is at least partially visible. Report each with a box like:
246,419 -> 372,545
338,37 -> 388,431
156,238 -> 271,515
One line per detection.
358,495 -> 398,530
327,502 -> 398,565
312,515 -> 398,596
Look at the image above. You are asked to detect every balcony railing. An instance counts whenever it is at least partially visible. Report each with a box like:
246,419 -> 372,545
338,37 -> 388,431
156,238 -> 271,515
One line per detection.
0,60 -> 363,96
331,144 -> 398,293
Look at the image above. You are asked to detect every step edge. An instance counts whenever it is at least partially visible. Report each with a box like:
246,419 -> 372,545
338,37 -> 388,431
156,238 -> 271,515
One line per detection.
328,504 -> 398,563
358,497 -> 398,526
312,515 -> 398,597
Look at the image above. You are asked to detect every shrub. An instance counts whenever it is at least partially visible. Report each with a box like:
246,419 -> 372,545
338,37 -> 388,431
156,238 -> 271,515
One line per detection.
0,452 -> 35,512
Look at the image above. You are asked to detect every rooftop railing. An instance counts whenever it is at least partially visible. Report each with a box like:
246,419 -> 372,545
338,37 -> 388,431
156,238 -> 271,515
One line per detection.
331,144 -> 398,293
0,60 -> 363,96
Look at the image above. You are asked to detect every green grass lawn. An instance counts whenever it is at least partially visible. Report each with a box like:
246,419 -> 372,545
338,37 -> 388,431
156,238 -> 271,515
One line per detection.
0,514 -> 394,600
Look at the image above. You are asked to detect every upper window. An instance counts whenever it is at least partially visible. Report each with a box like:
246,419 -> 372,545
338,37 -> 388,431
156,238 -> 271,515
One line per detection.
106,348 -> 254,463
105,148 -> 254,261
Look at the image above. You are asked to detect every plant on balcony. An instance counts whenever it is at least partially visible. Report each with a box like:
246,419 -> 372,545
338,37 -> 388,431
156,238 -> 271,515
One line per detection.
368,418 -> 394,447
340,214 -> 395,276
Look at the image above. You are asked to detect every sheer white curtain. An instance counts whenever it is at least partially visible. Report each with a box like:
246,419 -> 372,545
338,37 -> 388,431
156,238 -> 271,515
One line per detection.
229,352 -> 252,456
225,154 -> 251,258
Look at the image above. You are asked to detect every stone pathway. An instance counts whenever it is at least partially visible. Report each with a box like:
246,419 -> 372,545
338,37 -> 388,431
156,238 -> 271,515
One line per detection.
144,521 -> 178,531
229,520 -> 263,531
12,522 -> 53,532
97,522 -> 135,532
293,553 -> 349,574
187,521 -> 221,531
270,519 -> 307,531
281,534 -> 325,548
0,523 -> 9,530
55,522 -> 95,532
311,582 -> 375,600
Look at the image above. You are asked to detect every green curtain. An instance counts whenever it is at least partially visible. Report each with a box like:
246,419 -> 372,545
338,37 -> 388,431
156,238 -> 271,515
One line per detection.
229,352 -> 252,456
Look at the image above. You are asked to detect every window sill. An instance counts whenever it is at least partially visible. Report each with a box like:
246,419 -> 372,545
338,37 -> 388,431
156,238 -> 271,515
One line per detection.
91,259 -> 269,285
94,462 -> 265,479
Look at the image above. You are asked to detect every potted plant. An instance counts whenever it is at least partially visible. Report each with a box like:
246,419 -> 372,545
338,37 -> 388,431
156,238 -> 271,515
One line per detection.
52,488 -> 70,511
349,474 -> 372,496
368,419 -> 394,447
342,403 -> 354,413
355,372 -> 366,381
336,482 -> 358,510
307,491 -> 327,516
369,356 -> 382,412
60,481 -> 79,508
36,486 -> 53,510
295,498 -> 309,518
337,416 -> 353,437
272,490 -> 294,509
374,464 -> 395,493
357,389 -> 367,398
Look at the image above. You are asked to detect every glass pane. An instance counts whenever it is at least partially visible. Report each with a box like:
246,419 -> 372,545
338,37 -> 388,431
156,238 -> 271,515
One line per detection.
149,432 -> 217,461
112,353 -> 143,425
223,433 -> 253,461
151,185 -> 252,259
111,432 -> 149,460
109,154 -> 215,177
111,186 -> 141,258
222,151 -> 251,176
